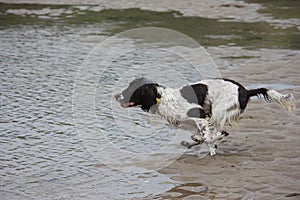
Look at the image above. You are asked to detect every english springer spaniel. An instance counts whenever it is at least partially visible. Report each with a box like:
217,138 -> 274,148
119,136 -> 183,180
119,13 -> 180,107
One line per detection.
115,77 -> 295,155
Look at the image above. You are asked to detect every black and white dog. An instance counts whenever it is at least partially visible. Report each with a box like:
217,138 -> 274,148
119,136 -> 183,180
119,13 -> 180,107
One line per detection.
115,77 -> 295,155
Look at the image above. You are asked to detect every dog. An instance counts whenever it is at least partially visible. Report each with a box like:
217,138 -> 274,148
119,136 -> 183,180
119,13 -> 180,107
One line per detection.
115,77 -> 296,155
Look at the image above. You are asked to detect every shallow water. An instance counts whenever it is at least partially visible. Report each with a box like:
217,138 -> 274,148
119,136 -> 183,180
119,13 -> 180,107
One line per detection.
0,17 -> 177,200
1,2 -> 299,200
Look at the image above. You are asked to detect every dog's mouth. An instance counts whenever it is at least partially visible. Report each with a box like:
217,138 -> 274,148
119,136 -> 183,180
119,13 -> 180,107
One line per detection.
115,93 -> 136,108
121,102 -> 135,108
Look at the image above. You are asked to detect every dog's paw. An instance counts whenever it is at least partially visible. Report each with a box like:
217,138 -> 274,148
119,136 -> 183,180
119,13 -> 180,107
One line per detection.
191,134 -> 204,142
181,141 -> 192,148
221,130 -> 229,136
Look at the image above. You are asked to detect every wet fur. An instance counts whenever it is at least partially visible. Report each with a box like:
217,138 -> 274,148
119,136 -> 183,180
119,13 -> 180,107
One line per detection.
115,77 -> 296,156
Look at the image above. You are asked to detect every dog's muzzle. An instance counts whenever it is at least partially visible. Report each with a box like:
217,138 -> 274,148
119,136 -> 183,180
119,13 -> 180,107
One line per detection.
114,93 -> 135,108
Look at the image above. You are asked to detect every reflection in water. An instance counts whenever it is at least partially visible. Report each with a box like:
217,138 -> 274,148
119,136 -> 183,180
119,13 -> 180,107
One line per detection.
156,182 -> 210,199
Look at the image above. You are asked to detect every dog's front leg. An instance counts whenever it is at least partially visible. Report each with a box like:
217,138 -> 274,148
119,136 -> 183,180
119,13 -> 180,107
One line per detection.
181,133 -> 204,148
198,120 -> 221,156
181,140 -> 202,148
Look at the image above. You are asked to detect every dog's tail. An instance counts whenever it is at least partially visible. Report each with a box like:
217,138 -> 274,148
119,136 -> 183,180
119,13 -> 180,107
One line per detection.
247,88 -> 296,114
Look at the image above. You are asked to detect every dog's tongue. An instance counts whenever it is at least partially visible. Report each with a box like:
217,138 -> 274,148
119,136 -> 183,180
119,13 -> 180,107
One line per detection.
121,102 -> 135,108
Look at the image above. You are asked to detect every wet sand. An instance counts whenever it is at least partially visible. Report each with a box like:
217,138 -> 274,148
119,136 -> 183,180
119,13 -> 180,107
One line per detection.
155,49 -> 300,199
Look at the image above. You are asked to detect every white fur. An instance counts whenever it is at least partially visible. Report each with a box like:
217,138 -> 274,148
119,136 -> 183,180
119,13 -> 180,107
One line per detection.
156,87 -> 201,127
154,79 -> 295,156
117,78 -> 296,156
155,79 -> 242,155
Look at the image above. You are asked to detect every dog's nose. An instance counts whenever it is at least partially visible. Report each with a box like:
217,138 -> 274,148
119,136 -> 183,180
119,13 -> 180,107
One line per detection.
114,93 -> 121,101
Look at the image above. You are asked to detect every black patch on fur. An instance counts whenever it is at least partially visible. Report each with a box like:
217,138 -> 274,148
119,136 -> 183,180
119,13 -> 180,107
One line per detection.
129,83 -> 161,111
223,78 -> 270,112
238,87 -> 248,111
223,78 -> 248,112
180,84 -> 208,106
187,108 -> 206,118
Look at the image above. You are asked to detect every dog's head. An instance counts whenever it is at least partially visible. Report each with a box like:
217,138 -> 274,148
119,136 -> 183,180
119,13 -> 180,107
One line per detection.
114,77 -> 161,112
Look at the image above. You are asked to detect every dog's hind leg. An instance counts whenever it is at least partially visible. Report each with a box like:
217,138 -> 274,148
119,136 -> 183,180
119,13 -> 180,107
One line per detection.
221,130 -> 229,137
213,130 -> 229,141
181,140 -> 202,149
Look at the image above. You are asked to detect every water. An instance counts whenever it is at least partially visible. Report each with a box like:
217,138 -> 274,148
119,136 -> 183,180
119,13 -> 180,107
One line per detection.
0,22 -> 177,200
1,2 -> 299,199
